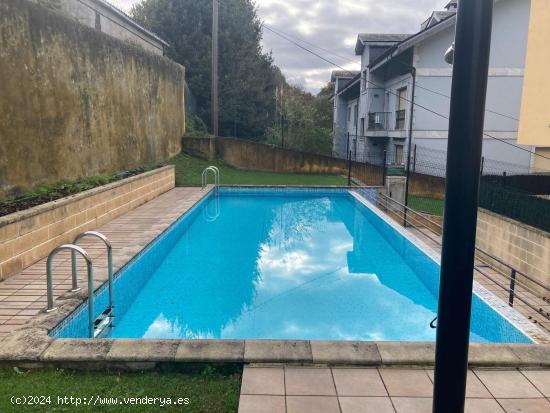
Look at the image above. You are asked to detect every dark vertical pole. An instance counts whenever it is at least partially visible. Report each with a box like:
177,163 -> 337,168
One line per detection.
413,144 -> 417,173
382,150 -> 387,187
432,1 -> 493,413
502,171 -> 507,186
353,138 -> 358,162
348,150 -> 352,187
508,269 -> 516,307
480,156 -> 485,177
211,0 -> 219,137
404,68 -> 416,227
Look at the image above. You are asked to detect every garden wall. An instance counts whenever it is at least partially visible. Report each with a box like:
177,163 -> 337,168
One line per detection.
0,0 -> 185,197
183,137 -> 383,184
0,166 -> 175,281
476,208 -> 550,292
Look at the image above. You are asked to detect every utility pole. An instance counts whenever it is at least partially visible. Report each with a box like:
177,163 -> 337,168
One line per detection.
432,1 -> 493,412
211,0 -> 219,137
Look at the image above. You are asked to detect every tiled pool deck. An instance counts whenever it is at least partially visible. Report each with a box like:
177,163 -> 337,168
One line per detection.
239,366 -> 550,413
0,187 -> 211,339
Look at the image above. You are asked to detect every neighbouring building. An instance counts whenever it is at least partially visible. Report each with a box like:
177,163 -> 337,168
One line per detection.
30,0 -> 169,55
517,0 -> 550,170
331,0 -> 537,173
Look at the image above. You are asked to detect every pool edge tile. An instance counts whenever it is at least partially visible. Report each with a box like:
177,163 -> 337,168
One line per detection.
244,340 -> 312,364
175,340 -> 245,362
310,340 -> 382,365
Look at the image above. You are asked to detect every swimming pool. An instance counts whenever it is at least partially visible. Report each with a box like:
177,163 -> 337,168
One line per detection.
53,187 -> 532,343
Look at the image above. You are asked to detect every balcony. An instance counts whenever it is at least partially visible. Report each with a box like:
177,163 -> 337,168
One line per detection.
367,112 -> 391,131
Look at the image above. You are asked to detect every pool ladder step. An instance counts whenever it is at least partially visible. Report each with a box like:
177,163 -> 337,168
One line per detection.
202,166 -> 220,192
46,231 -> 115,338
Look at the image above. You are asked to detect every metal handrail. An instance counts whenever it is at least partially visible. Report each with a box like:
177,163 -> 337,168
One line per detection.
376,192 -> 550,294
47,244 -> 96,337
201,166 -> 220,190
73,231 -> 114,312
374,192 -> 550,323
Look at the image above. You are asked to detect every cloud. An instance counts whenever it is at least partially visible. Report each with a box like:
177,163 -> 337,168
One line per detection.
109,0 -> 444,93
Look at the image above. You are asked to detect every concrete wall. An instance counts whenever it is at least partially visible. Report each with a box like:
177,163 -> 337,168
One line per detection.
476,208 -> 550,294
183,137 -> 384,185
0,166 -> 175,281
0,0 -> 185,197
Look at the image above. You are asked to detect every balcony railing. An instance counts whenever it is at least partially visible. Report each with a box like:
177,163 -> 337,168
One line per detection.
395,109 -> 406,130
367,112 -> 391,131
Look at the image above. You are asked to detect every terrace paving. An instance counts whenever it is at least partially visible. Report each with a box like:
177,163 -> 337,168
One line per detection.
0,187 -> 210,339
239,366 -> 550,413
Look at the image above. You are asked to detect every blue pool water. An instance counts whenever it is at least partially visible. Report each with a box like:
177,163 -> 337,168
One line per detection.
53,188 -> 531,343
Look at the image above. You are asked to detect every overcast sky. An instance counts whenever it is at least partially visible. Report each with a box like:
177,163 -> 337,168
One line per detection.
110,0 -> 444,93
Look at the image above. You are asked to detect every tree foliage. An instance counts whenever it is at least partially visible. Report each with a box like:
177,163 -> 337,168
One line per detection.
131,0 -> 334,152
131,0 -> 277,140
267,81 -> 335,155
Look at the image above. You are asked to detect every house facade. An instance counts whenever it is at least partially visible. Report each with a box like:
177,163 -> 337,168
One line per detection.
31,0 -> 169,55
332,0 -> 535,173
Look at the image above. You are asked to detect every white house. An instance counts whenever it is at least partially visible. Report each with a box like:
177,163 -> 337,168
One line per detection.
331,0 -> 534,174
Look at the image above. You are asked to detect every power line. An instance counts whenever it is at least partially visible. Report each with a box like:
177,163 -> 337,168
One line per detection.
262,22 -> 550,162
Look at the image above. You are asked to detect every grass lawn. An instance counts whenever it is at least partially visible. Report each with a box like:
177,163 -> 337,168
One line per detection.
407,195 -> 445,216
0,367 -> 241,412
166,153 -> 348,187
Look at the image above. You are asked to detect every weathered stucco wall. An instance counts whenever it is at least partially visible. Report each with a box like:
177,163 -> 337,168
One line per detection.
0,0 -> 185,197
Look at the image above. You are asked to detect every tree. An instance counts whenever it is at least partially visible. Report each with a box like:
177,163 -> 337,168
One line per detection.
131,0 -> 277,140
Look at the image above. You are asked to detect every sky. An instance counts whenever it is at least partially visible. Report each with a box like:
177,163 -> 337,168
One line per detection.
110,0 -> 444,94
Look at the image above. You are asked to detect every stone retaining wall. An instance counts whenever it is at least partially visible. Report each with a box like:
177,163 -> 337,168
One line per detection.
476,208 -> 550,293
0,166 -> 175,281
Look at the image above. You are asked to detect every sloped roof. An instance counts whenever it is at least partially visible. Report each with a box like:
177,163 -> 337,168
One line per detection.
421,10 -> 456,30
355,33 -> 411,55
331,70 -> 360,82
92,0 -> 169,47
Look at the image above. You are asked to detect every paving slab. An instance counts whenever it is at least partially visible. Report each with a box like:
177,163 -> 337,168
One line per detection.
474,370 -> 543,399
238,395 -> 285,413
339,396 -> 395,413
426,369 -> 492,398
519,370 -> 550,397
332,368 -> 387,397
391,397 -> 432,413
241,367 -> 285,396
286,396 -> 340,413
285,368 -> 336,396
468,344 -> 522,366
379,369 -> 433,397
497,398 -> 550,413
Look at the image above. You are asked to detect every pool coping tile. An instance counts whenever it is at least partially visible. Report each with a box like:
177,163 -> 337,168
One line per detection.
175,340 -> 245,362
311,341 -> 381,365
244,340 -> 312,364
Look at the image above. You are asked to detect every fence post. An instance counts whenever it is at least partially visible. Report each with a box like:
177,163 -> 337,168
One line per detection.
348,150 -> 352,187
502,171 -> 507,186
382,150 -> 387,187
480,156 -> 485,177
508,269 -> 516,307
353,137 -> 358,162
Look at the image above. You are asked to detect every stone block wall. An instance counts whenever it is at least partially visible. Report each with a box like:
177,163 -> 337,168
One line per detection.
0,166 -> 175,281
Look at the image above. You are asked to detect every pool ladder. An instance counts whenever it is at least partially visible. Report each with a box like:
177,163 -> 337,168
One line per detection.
46,231 -> 115,338
202,166 -> 220,193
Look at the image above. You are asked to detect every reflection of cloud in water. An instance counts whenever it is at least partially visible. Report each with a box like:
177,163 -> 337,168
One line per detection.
143,314 -> 214,339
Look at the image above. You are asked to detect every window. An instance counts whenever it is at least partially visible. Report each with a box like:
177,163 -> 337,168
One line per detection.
348,107 -> 351,122
395,87 -> 407,129
353,105 -> 358,125
360,118 -> 365,135
362,70 -> 367,91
